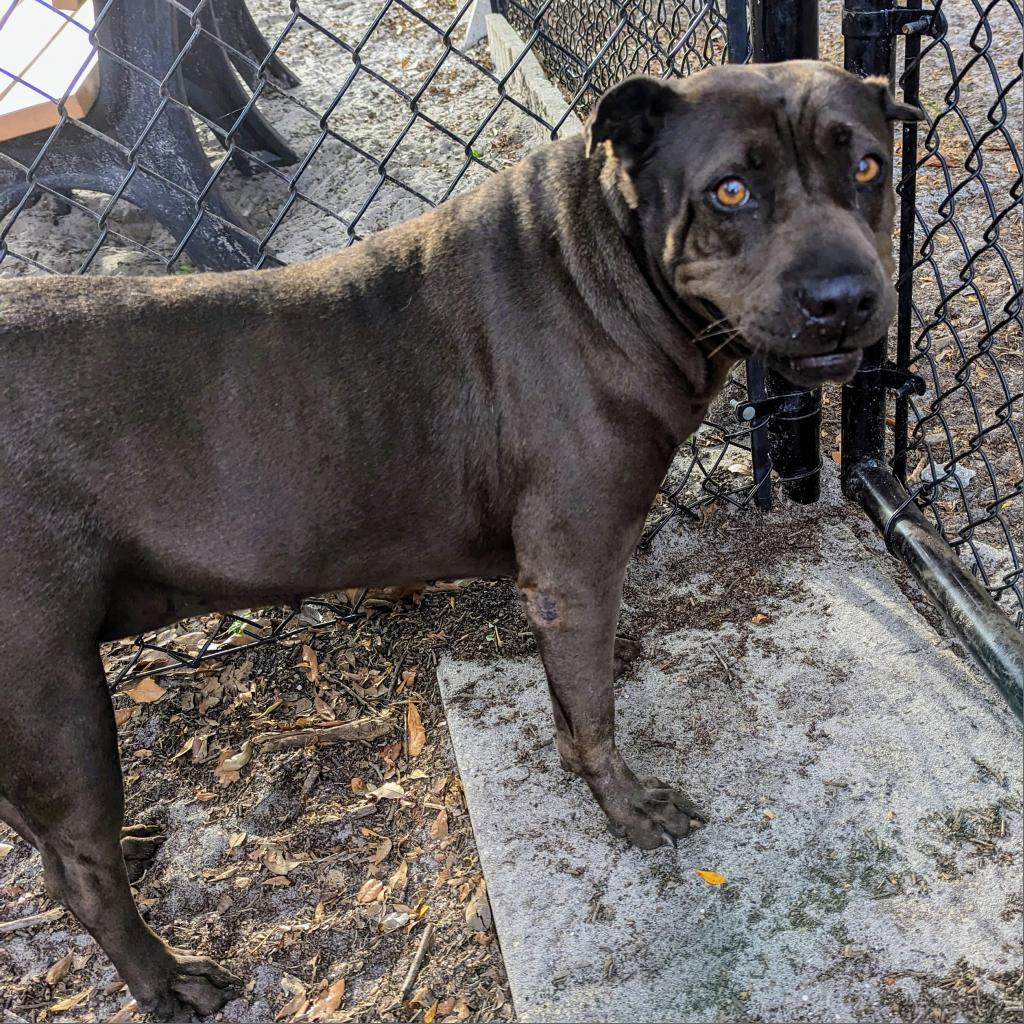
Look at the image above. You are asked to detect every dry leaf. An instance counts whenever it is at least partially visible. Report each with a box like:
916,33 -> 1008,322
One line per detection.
0,842 -> 13,860
263,848 -> 304,876
47,986 -> 94,1013
464,879 -> 491,932
108,1000 -> 139,1023
299,644 -> 320,684
430,807 -> 449,841
114,707 -> 138,727
44,951 -> 74,985
695,868 -> 727,886
125,677 -> 166,704
367,781 -> 405,801
350,776 -> 366,792
388,858 -> 409,895
368,839 -> 392,866
424,1001 -> 439,1023
306,977 -> 345,1020
219,739 -> 253,774
406,702 -> 426,757
750,613 -> 769,625
356,878 -> 384,904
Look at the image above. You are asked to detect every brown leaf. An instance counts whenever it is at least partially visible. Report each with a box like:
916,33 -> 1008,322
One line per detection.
108,1000 -> 140,1023
463,879 -> 491,932
368,839 -> 392,866
406,702 -> 426,758
367,781 -> 405,801
750,613 -> 769,625
299,644 -> 320,684
44,951 -> 74,985
430,807 -> 449,841
263,848 -> 304,877
114,707 -> 138,727
125,677 -> 166,704
356,878 -> 384,904
388,858 -> 409,896
47,986 -> 94,1013
306,977 -> 345,1021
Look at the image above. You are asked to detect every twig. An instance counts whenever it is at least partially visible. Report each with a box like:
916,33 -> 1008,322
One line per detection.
0,907 -> 63,933
399,922 -> 435,1001
709,644 -> 733,682
254,716 -> 392,752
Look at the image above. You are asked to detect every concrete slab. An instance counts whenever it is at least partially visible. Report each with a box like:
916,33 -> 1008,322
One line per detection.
437,496 -> 1022,1023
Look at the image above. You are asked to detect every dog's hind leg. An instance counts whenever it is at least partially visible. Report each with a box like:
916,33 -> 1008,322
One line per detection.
0,639 -> 239,1019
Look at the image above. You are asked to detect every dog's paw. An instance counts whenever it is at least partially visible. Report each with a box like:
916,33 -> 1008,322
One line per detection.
121,824 -> 166,882
612,635 -> 642,678
137,952 -> 240,1021
592,760 -> 706,849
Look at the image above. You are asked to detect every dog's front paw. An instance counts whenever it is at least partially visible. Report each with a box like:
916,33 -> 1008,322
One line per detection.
136,951 -> 241,1021
588,755 -> 706,849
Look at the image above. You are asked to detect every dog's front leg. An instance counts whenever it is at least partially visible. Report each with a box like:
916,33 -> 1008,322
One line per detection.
515,522 -> 706,849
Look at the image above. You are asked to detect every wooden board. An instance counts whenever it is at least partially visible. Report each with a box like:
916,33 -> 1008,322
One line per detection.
0,1 -> 99,143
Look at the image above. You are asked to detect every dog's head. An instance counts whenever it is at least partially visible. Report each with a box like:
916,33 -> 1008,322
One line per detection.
585,61 -> 922,387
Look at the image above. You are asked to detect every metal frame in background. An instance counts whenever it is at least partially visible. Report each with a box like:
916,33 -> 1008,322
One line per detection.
838,0 -> 1023,718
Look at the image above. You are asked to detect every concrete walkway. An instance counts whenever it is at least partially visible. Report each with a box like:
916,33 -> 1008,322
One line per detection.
438,500 -> 1022,1022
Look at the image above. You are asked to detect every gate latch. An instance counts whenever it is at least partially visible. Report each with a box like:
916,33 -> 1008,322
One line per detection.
842,6 -> 946,38
879,364 -> 927,399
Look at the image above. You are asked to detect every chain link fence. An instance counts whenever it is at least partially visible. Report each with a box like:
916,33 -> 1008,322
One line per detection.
0,0 -> 1019,684
891,0 -> 1023,627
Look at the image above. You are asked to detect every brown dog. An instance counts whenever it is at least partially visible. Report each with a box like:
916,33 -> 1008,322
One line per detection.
0,60 -> 919,1017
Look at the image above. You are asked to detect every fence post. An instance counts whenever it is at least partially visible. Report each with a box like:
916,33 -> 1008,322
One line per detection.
839,0 -> 1024,720
748,0 -> 822,505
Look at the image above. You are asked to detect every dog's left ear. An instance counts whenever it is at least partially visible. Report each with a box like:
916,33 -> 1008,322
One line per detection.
865,76 -> 925,122
584,76 -> 685,163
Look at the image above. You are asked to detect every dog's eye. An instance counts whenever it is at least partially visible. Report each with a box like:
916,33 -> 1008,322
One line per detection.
714,178 -> 750,208
855,155 -> 882,183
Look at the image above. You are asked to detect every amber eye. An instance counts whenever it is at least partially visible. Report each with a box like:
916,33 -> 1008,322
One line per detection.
855,155 -> 882,183
714,178 -> 750,208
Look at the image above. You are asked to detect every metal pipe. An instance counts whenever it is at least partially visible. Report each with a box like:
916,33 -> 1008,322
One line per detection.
849,461 -> 1024,722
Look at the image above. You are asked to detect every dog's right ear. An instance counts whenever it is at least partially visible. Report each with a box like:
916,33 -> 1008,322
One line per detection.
584,76 -> 684,163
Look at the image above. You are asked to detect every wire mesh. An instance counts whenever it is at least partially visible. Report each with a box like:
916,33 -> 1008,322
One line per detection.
0,0 -> 755,681
893,0 -> 1023,628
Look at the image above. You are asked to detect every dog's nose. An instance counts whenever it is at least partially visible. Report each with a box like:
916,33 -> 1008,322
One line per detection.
796,274 -> 877,333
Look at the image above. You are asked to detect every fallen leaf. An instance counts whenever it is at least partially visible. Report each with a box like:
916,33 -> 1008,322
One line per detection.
406,702 -> 426,758
0,842 -> 13,860
114,707 -> 138,727
424,1001 -> 439,1023
299,644 -> 320,684
108,1000 -> 140,1023
695,869 -> 727,886
356,878 -> 384,904
368,839 -> 392,865
47,986 -> 94,1013
379,910 -> 409,933
367,781 -> 405,801
125,677 -> 166,704
388,858 -> 409,895
430,807 -> 449,841
350,776 -> 366,792
306,977 -> 345,1020
44,951 -> 74,985
220,739 -> 253,773
750,613 -> 769,625
263,848 -> 304,876
464,879 -> 491,931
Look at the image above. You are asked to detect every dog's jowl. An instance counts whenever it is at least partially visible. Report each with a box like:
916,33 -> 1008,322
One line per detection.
0,60 -> 919,1017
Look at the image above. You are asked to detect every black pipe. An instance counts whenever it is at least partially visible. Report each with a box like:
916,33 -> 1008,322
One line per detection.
848,462 -> 1024,721
749,0 -> 822,505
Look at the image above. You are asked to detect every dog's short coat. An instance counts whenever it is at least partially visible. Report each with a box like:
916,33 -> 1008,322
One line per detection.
0,61 -> 919,1017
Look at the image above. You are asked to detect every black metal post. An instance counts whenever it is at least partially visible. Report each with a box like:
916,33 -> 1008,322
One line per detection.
749,0 -> 822,505
839,0 -> 1024,721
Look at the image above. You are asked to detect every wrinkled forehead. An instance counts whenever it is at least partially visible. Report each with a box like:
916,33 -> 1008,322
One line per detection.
665,66 -> 891,171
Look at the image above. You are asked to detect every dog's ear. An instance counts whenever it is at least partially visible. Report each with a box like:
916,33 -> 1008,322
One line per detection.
584,76 -> 685,162
865,76 -> 925,122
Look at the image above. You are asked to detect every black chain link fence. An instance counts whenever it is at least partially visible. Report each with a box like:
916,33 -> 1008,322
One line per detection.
892,0 -> 1023,627
0,0 -> 1018,684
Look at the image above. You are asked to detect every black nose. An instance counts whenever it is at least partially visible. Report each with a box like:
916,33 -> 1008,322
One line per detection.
796,274 -> 877,333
